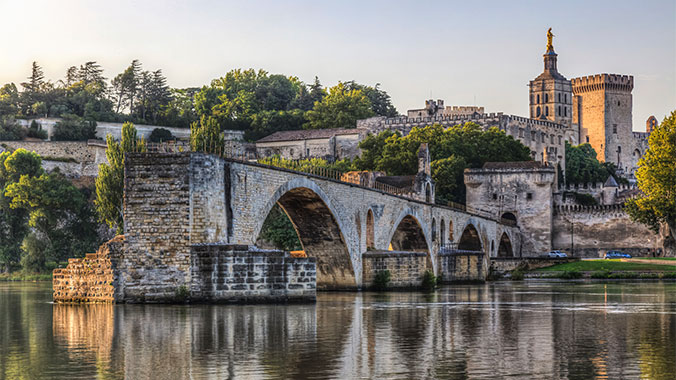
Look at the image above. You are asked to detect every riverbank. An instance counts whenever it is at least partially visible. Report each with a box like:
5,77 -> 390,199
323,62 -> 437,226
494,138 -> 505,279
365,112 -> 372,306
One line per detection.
526,258 -> 676,280
0,272 -> 52,282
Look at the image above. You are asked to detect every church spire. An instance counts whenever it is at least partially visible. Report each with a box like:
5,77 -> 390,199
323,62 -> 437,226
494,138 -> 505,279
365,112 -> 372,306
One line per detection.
543,28 -> 558,72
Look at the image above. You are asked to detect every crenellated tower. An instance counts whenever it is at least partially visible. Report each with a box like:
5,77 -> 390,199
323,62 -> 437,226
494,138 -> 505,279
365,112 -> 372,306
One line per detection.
529,28 -> 573,128
571,74 -> 634,166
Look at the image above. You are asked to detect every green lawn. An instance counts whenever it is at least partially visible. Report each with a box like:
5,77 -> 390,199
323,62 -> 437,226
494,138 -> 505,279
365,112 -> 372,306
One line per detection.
629,257 -> 676,261
535,259 -> 676,272
0,272 -> 52,281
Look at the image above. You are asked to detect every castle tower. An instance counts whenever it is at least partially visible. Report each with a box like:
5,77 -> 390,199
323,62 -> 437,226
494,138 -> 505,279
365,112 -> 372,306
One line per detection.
571,74 -> 634,166
529,28 -> 573,126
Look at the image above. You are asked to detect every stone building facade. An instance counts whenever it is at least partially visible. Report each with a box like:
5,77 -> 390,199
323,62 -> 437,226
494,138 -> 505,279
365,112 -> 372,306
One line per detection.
464,162 -> 556,255
354,30 -> 651,183
256,128 -> 364,161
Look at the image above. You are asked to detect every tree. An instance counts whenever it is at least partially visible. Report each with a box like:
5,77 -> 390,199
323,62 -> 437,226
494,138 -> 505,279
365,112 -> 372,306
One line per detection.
304,82 -> 374,129
0,149 -> 43,271
95,122 -> 147,234
190,116 -> 224,154
564,141 -> 620,184
343,81 -> 398,117
0,116 -> 26,140
149,127 -> 174,142
626,111 -> 676,256
258,204 -> 302,251
51,114 -> 97,141
6,170 -> 99,270
354,123 -> 532,203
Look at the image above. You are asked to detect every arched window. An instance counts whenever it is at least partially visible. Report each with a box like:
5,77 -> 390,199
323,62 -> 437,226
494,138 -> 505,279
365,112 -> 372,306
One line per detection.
425,183 -> 431,203
366,209 -> 375,250
545,106 -> 549,116
564,107 -> 567,117
432,218 -> 437,242
537,94 -> 540,104
536,107 -> 541,117
558,106 -> 561,116
545,93 -> 549,103
558,93 -> 561,102
440,219 -> 446,245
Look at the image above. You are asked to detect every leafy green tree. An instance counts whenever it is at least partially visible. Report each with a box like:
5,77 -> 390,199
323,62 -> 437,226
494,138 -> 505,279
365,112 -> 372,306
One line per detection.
148,127 -> 174,142
343,81 -> 398,117
626,111 -> 676,255
0,83 -> 20,115
304,82 -> 374,129
190,116 -> 224,154
51,114 -> 97,141
6,170 -> 99,270
354,123 -> 532,203
248,109 -> 305,141
564,141 -> 623,184
0,149 -> 43,271
431,155 -> 468,205
258,204 -> 302,251
0,116 -> 27,140
95,122 -> 147,234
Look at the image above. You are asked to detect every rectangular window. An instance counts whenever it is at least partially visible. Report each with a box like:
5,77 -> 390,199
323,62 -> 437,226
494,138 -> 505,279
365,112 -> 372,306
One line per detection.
527,193 -> 533,200
613,124 -> 617,134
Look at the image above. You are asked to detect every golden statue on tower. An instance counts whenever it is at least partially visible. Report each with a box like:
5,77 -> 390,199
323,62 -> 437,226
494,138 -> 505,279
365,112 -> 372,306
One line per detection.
546,28 -> 555,52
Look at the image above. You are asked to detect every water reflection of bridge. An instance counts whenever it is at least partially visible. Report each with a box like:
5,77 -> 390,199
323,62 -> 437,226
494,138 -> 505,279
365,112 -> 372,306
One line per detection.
51,285 -> 676,378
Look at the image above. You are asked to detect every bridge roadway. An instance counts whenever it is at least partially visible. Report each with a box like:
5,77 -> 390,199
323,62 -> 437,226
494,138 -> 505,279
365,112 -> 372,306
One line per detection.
123,152 -> 520,291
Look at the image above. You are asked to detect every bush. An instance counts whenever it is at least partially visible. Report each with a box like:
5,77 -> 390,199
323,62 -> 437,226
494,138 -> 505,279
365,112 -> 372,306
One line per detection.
572,192 -> 598,206
558,270 -> 582,279
510,268 -> 525,280
175,285 -> 189,302
373,270 -> 391,290
149,127 -> 174,143
0,117 -> 26,140
660,272 -> 676,279
486,267 -> 503,281
591,270 -> 612,279
27,120 -> 47,139
52,115 -> 96,141
422,270 -> 437,291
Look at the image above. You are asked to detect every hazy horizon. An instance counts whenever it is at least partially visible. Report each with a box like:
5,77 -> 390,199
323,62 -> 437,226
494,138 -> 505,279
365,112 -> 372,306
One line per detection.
1,0 -> 674,130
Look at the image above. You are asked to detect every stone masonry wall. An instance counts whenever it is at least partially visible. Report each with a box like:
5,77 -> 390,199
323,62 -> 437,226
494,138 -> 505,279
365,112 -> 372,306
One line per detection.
190,244 -> 316,302
53,236 -> 124,303
490,257 -> 578,273
552,204 -> 659,257
361,251 -> 430,289
122,153 -> 192,302
438,253 -> 485,283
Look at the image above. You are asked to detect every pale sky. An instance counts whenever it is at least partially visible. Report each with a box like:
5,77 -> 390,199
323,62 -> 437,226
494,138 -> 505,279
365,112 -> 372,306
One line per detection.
1,0 -> 674,130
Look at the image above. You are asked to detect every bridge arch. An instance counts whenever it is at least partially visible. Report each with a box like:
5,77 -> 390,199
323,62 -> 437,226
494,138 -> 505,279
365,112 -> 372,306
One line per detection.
497,232 -> 514,257
254,178 -> 357,290
458,223 -> 482,252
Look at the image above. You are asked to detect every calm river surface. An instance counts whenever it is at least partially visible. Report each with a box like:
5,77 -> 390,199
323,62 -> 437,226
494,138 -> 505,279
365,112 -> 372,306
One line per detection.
1,281 -> 675,380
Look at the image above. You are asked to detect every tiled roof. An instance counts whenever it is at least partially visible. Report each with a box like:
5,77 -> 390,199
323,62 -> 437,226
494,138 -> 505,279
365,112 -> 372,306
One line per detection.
257,128 -> 360,143
482,161 -> 544,169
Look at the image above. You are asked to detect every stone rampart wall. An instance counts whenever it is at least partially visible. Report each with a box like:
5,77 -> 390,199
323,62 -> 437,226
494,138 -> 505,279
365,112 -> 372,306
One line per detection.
190,244 -> 316,302
438,253 -> 486,282
361,251 -> 430,288
552,205 -> 659,257
0,140 -> 105,163
53,236 -> 124,303
490,257 -> 578,273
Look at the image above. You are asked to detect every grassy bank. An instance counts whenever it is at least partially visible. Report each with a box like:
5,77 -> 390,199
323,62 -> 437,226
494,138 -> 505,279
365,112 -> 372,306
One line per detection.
535,259 -> 676,273
0,272 -> 52,282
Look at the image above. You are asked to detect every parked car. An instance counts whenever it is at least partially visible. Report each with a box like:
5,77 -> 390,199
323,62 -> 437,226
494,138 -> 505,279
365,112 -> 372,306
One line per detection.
542,250 -> 568,258
605,251 -> 631,259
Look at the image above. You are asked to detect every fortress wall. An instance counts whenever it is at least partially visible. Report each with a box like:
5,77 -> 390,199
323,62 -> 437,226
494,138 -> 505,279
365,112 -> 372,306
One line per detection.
0,140 -> 105,163
552,205 -> 659,257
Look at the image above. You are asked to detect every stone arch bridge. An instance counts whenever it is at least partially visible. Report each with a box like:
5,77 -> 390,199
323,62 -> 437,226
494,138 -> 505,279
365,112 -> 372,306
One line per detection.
121,153 -> 520,299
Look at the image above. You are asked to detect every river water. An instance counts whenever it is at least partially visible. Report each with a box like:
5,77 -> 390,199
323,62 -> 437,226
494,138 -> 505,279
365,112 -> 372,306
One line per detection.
1,281 -> 675,379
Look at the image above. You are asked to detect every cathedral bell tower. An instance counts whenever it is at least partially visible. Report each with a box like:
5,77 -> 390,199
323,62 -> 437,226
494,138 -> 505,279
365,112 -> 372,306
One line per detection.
529,28 -> 573,127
